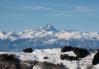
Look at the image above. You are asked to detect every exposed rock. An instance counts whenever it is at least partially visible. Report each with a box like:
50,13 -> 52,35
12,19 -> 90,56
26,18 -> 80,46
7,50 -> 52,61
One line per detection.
0,54 -> 20,69
44,56 -> 49,59
33,62 -> 67,69
61,46 -> 73,52
73,47 -> 90,58
61,46 -> 90,58
92,51 -> 99,65
23,48 -> 33,53
20,61 -> 38,69
60,54 -> 79,60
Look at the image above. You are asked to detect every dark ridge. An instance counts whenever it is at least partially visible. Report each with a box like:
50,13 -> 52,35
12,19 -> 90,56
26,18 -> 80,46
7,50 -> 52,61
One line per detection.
0,54 -> 20,69
23,48 -> 33,53
20,60 -> 39,69
60,54 -> 79,60
0,54 -> 39,69
34,61 -> 67,69
0,54 -> 20,63
73,47 -> 90,58
92,51 -> 99,65
61,46 -> 73,52
61,46 -> 90,58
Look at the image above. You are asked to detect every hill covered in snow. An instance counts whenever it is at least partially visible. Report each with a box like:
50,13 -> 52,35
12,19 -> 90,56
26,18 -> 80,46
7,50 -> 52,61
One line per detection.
0,46 -> 99,69
0,24 -> 99,51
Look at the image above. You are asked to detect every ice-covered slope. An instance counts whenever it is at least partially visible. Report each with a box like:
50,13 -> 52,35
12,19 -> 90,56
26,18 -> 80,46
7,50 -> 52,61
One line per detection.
0,47 -> 98,69
0,24 -> 99,51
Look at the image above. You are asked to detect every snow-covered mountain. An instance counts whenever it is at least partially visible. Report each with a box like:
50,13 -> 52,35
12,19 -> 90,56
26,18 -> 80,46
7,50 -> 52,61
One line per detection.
0,24 -> 99,51
0,46 -> 99,69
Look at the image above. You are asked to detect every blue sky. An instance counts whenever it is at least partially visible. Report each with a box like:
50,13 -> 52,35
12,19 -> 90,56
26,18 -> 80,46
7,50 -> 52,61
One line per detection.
0,0 -> 99,32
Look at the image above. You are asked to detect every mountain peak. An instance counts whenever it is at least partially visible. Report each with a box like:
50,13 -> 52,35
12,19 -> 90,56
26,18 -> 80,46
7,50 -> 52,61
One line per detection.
40,24 -> 58,32
0,31 -> 5,39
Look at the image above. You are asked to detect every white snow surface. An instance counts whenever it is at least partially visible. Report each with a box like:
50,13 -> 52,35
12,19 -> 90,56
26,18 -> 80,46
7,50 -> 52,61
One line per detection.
0,48 -> 98,69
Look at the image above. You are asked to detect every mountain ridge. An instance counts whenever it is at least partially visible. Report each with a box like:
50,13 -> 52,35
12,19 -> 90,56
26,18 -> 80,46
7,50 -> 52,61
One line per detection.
0,25 -> 99,51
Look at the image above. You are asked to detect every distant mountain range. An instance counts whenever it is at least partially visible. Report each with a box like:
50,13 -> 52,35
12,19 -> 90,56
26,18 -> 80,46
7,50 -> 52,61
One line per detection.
0,24 -> 99,51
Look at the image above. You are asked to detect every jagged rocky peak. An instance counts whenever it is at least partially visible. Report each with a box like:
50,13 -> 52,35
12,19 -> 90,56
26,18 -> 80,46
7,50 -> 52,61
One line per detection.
0,31 -> 6,39
0,31 -> 4,36
40,24 -> 58,32
6,31 -> 17,36
1,25 -> 99,51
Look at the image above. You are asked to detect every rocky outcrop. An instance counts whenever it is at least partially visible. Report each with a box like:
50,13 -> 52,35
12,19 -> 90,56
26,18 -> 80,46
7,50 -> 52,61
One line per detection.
0,54 -> 20,69
61,46 -> 90,58
61,46 -> 73,52
33,62 -> 67,69
20,61 -> 38,69
92,51 -> 99,65
23,48 -> 33,53
0,54 -> 38,69
60,54 -> 79,60
73,47 -> 90,58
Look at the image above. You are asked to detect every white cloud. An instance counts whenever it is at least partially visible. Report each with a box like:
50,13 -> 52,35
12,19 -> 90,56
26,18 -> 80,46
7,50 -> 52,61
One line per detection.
75,6 -> 89,11
4,4 -> 97,16
74,6 -> 96,16
86,13 -> 96,16
45,13 -> 71,16
15,6 -> 53,12
74,6 -> 92,13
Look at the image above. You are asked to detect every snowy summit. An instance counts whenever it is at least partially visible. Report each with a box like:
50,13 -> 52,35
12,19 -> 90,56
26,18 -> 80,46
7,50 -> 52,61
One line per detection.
0,25 -> 99,51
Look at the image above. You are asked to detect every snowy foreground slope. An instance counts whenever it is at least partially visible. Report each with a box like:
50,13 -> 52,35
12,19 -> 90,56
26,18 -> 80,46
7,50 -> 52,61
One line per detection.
0,47 -> 99,69
0,25 -> 99,51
